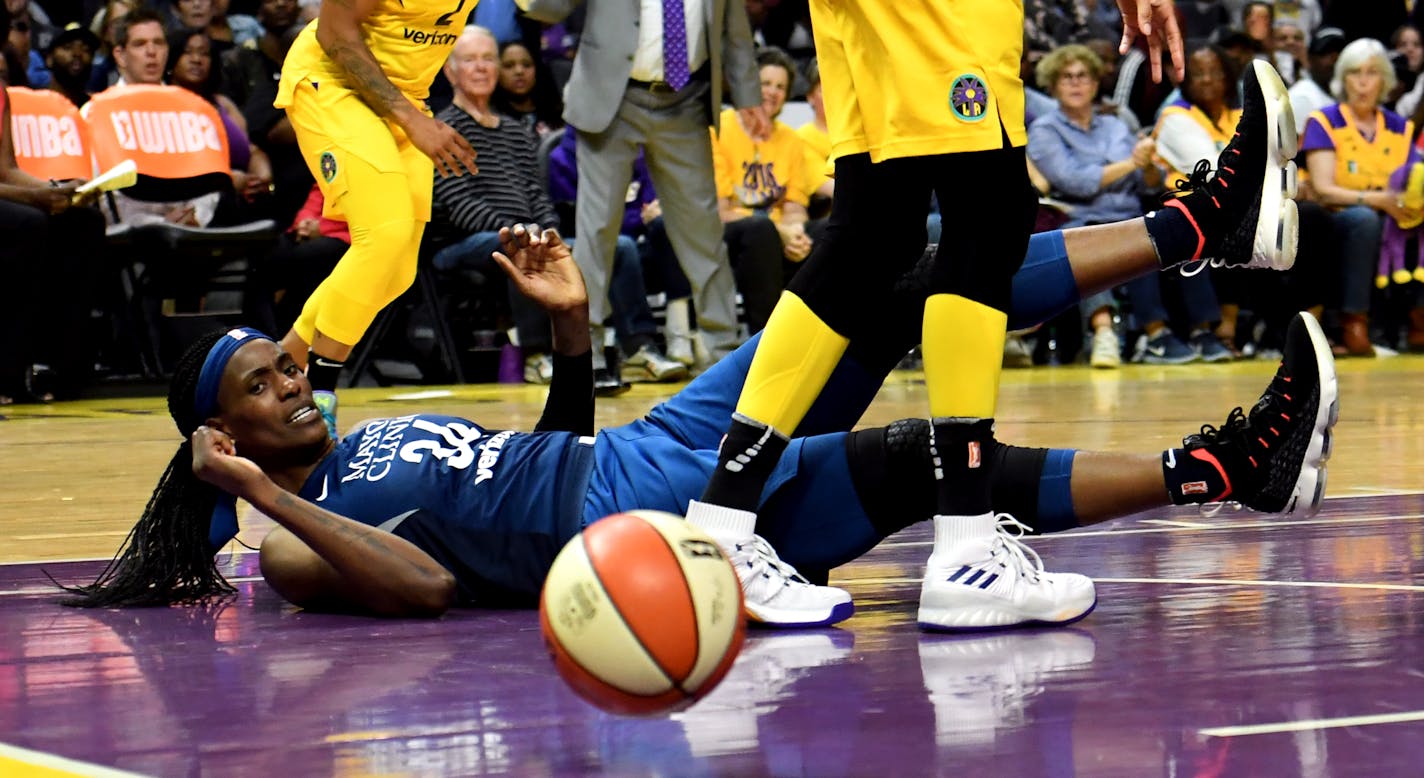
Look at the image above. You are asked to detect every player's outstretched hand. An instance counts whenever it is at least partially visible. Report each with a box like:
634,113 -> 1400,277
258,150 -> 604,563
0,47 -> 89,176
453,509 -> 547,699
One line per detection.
408,113 -> 478,177
493,224 -> 589,313
191,425 -> 267,499
1117,0 -> 1185,83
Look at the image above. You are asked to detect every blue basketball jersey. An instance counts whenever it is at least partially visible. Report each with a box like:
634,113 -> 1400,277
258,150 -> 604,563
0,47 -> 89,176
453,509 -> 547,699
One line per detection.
298,414 -> 596,606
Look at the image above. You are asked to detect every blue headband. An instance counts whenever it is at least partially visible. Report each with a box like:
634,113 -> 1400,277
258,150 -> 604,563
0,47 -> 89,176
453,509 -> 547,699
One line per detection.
192,327 -> 275,553
194,327 -> 275,421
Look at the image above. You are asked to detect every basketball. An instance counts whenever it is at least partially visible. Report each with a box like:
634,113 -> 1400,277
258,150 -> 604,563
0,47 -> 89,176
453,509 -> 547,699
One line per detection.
539,510 -> 746,715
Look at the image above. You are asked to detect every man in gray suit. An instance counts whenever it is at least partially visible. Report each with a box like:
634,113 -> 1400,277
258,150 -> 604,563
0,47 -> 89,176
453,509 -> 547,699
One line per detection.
518,0 -> 770,366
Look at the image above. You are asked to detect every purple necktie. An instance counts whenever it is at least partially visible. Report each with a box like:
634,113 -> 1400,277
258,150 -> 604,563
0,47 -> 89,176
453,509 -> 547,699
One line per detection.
662,0 -> 690,90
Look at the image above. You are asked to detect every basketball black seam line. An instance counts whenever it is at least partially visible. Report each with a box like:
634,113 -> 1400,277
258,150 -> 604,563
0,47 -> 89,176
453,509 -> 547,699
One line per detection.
581,531 -> 692,700
649,525 -> 702,697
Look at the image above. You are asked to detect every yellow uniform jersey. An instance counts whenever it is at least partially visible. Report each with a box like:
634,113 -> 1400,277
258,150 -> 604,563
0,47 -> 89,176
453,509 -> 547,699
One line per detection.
809,0 -> 1026,163
1302,103 -> 1413,192
711,108 -> 810,224
276,0 -> 472,108
795,121 -> 832,192
1154,99 -> 1243,183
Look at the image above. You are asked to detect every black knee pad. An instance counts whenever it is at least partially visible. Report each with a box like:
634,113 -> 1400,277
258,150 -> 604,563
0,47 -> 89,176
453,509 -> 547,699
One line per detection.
844,419 -> 938,537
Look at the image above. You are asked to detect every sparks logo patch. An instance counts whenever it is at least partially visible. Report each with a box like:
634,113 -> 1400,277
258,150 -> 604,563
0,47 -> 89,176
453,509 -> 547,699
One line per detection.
949,74 -> 989,123
319,150 -> 337,183
967,441 -> 981,469
1182,481 -> 1210,495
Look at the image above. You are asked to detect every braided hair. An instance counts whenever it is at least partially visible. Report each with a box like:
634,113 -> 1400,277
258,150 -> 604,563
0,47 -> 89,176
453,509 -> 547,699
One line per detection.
61,330 -> 238,607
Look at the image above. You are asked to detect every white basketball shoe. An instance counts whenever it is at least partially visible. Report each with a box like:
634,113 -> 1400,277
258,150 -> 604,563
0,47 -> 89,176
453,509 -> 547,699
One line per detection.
918,513 -> 1096,631
686,500 -> 855,628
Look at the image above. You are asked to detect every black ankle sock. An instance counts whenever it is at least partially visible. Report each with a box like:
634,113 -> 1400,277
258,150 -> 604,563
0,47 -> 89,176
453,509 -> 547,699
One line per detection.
700,414 -> 791,512
1162,447 -> 1230,505
1145,203 -> 1206,269
306,352 -> 345,392
931,417 -> 996,516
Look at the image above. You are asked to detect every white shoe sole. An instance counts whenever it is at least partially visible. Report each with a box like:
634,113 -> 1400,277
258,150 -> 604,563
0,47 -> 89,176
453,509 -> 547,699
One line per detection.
1248,59 -> 1299,273
1284,312 -> 1340,517
918,586 -> 1097,632
746,599 -> 855,629
917,575 -> 1093,629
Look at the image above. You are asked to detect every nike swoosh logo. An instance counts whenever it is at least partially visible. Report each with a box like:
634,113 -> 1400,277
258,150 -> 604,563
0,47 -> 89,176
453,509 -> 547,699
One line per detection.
316,475 -> 328,502
313,358 -> 344,369
1165,449 -> 1177,469
1146,346 -> 1167,357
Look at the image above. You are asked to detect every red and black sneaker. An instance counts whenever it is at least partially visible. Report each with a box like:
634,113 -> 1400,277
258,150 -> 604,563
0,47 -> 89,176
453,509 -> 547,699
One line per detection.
1163,59 -> 1299,274
1177,312 -> 1338,515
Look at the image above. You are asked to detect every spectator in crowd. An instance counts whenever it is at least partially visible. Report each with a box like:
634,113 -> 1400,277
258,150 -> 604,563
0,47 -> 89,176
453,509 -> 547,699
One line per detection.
85,0 -> 135,92
1391,24 -> 1423,99
1301,37 -> 1421,356
218,0 -> 307,224
0,3 -> 106,402
1241,2 -> 1273,54
491,38 -> 562,137
547,126 -> 698,372
1272,18 -> 1307,86
185,0 -> 261,50
521,0 -> 765,370
100,8 -> 226,226
1114,27 -> 1182,129
1155,44 -> 1257,361
709,46 -> 811,334
7,0 -> 36,87
170,0 -> 232,60
166,26 -> 273,218
44,21 -> 97,106
1084,37 -> 1142,131
431,27 -> 686,389
1290,26 -> 1347,134
109,5 -> 163,86
244,184 -> 346,337
1029,44 -> 1221,368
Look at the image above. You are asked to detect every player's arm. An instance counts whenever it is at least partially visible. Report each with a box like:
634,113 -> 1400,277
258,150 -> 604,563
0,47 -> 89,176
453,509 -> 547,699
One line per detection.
0,97 -> 83,211
493,224 -> 595,435
190,426 -> 457,617
315,0 -> 476,176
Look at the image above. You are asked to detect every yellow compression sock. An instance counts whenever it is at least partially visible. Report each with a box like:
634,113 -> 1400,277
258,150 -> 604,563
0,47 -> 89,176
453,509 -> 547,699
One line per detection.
735,291 -> 851,432
922,294 -> 1008,419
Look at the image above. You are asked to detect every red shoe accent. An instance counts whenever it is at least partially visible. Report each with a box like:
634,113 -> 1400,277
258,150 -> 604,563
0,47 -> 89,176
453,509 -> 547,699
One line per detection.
1270,427 -> 1279,436
1283,393 -> 1292,401
1280,412 -> 1291,421
1249,455 -> 1257,467
1189,448 -> 1233,501
1166,198 -> 1207,260
1257,436 -> 1270,448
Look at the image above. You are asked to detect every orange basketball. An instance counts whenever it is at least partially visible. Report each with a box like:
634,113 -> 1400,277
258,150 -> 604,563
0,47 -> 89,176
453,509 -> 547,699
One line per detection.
539,510 -> 746,715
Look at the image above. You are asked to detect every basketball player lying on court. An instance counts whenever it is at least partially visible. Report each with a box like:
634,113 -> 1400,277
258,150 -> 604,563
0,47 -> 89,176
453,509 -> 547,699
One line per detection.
63,222 -> 1338,626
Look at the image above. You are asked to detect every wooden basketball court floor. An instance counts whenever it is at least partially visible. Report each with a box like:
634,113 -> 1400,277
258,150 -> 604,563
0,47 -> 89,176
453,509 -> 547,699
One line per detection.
1,356 -> 1422,776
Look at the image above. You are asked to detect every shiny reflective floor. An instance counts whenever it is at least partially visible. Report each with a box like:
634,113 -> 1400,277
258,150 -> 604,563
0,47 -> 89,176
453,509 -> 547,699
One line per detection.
3,357 -> 1424,776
